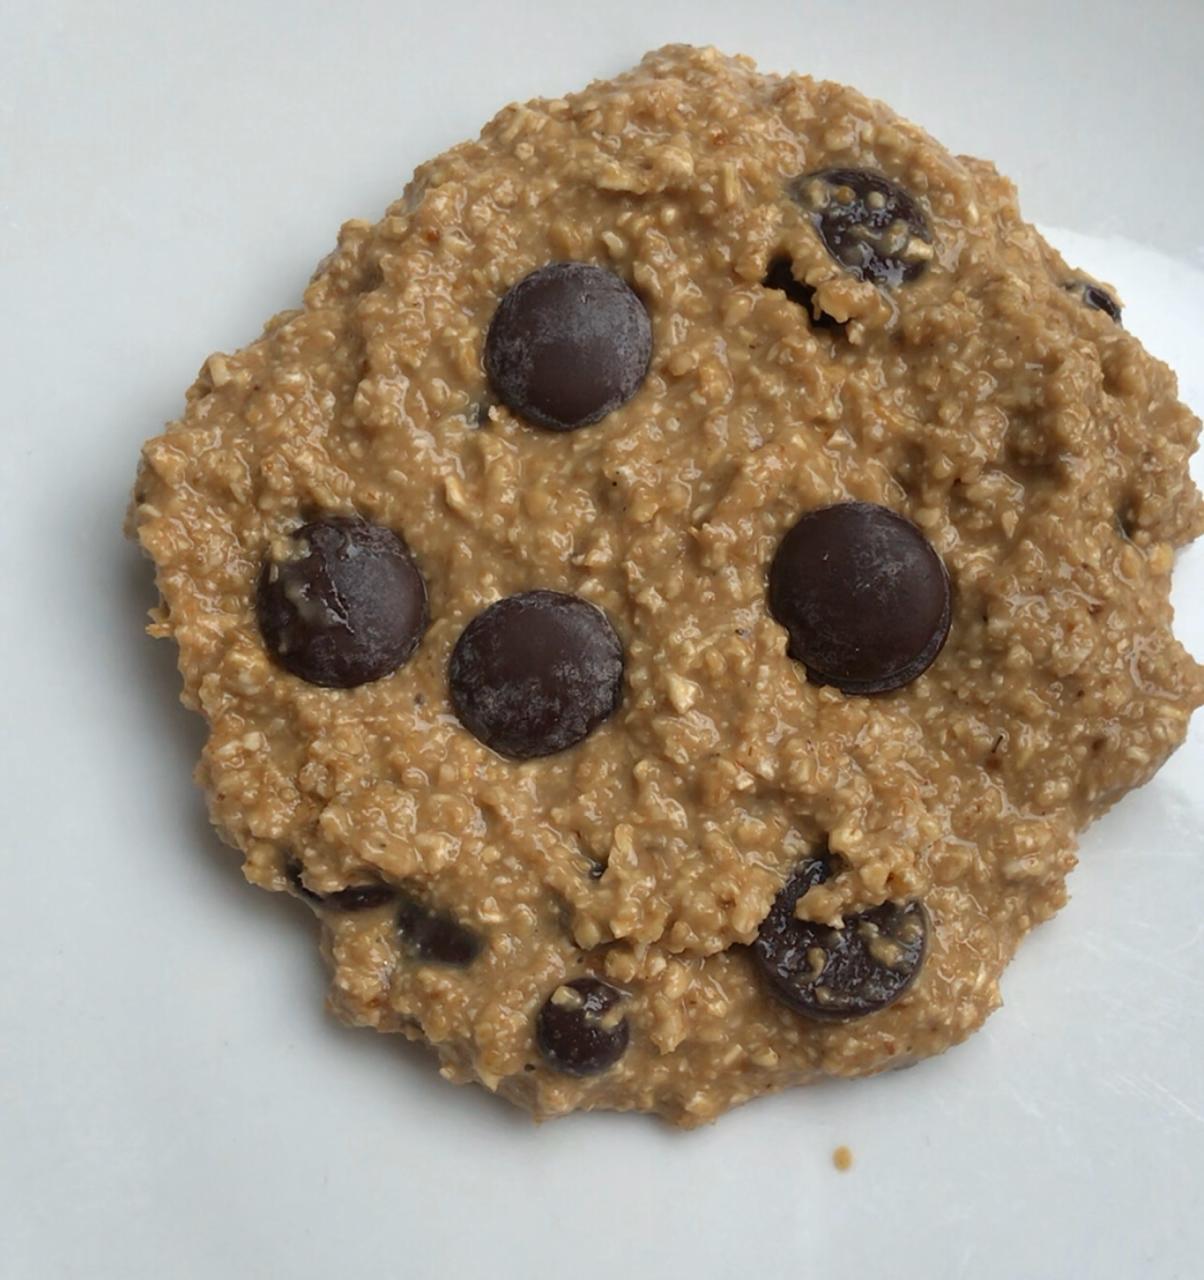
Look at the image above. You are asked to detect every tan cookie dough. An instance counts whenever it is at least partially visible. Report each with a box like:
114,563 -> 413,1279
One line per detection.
129,45 -> 1204,1125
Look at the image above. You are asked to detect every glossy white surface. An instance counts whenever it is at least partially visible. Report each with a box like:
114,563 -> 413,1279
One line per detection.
3,4 -> 1202,1277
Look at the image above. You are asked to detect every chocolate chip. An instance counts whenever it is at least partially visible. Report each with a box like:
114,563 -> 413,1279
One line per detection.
449,590 -> 624,758
768,501 -> 951,694
484,262 -> 651,431
325,884 -> 396,912
397,893 -> 482,965
284,856 -> 321,903
536,977 -> 629,1076
1064,279 -> 1122,323
793,169 -> 933,287
753,857 -> 928,1020
762,254 -> 840,329
572,833 -> 608,880
257,516 -> 428,689
284,858 -> 395,911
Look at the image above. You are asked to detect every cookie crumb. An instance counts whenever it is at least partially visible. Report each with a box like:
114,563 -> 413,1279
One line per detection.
832,1145 -> 854,1172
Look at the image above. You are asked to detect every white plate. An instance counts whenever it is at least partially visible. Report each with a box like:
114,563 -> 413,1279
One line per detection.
3,4 -> 1203,1278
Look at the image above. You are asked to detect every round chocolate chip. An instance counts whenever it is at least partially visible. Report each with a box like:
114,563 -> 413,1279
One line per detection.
484,262 -> 652,431
793,169 -> 933,287
257,516 -> 428,689
397,894 -> 483,965
1064,279 -> 1122,323
753,857 -> 928,1020
449,590 -> 624,759
536,977 -> 629,1076
768,501 -> 951,694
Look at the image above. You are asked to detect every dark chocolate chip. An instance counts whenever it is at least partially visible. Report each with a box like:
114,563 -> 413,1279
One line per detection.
484,262 -> 651,431
325,884 -> 396,912
397,893 -> 483,965
284,858 -> 395,911
449,590 -> 624,759
1064,279 -> 1122,323
573,833 -> 608,880
753,856 -> 928,1020
762,254 -> 840,329
536,977 -> 629,1076
256,516 -> 428,689
284,856 -> 321,903
792,169 -> 933,287
768,501 -> 951,694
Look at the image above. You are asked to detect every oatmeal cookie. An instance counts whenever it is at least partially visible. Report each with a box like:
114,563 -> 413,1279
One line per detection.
129,45 -> 1204,1124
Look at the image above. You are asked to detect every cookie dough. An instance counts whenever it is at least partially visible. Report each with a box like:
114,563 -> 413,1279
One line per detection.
129,45 -> 1204,1125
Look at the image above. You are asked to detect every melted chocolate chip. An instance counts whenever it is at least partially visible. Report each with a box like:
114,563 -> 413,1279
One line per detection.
753,857 -> 928,1020
484,262 -> 652,431
449,590 -> 624,759
793,169 -> 933,287
256,516 -> 428,689
768,501 -> 951,694
536,977 -> 629,1076
1064,279 -> 1122,323
763,254 -> 840,329
397,894 -> 482,966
